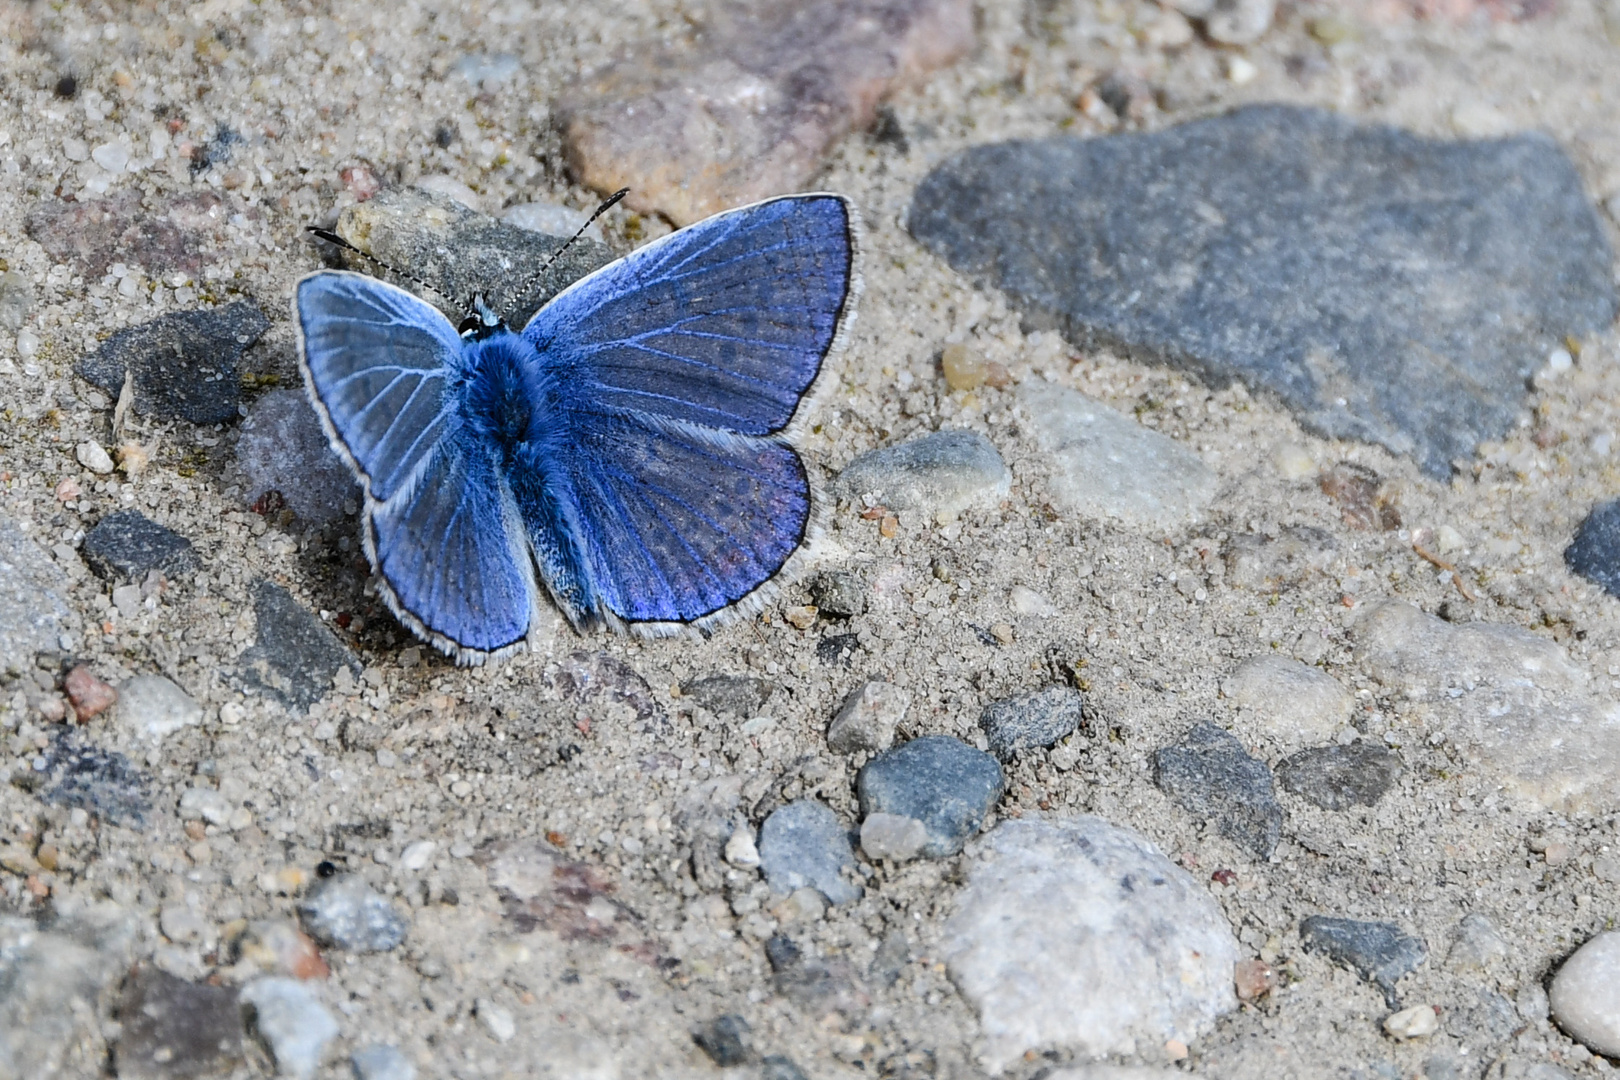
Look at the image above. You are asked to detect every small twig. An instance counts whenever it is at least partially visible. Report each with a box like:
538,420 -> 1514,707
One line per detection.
1413,543 -> 1477,602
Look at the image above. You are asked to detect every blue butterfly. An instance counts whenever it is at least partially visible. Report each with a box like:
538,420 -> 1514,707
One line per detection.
295,194 -> 860,663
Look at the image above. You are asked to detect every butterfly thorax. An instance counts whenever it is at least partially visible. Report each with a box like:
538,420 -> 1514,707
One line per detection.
458,328 -> 549,466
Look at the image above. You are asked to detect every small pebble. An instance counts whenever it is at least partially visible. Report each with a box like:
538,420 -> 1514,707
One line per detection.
1549,931 -> 1620,1057
809,571 -> 865,618
826,680 -> 911,754
1223,655 -> 1351,748
91,140 -> 130,172
1153,721 -> 1281,857
351,1044 -> 416,1080
81,509 -> 198,583
772,886 -> 828,924
1299,915 -> 1426,1007
856,736 -> 1004,858
1007,584 -> 1057,617
399,840 -> 437,872
115,967 -> 245,1080
1276,741 -> 1401,811
64,665 -> 117,720
117,674 -> 203,741
724,828 -> 760,868
941,342 -> 987,390
835,429 -> 1011,517
476,998 -> 516,1043
693,1014 -> 751,1067
240,977 -> 339,1080
761,1055 -> 811,1080
758,800 -> 860,905
1273,443 -> 1316,479
1234,958 -> 1276,1001
860,812 -> 929,862
1385,1004 -> 1440,1039
680,674 -> 774,717
76,440 -> 115,475
783,605 -> 818,630
1447,913 -> 1509,971
299,875 -> 408,953
979,685 -> 1084,761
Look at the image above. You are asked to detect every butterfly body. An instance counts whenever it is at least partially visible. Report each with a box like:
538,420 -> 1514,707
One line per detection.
296,194 -> 859,663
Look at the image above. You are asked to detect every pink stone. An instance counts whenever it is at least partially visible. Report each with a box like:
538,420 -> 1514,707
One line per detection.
559,0 -> 974,225
63,665 -> 116,722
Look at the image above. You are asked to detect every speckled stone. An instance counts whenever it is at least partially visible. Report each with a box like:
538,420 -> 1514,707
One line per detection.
835,429 -> 1011,518
36,729 -> 151,828
299,875 -> 408,953
758,800 -> 861,905
77,301 -> 270,424
909,105 -> 1615,477
1300,915 -> 1426,1007
856,735 -> 1004,858
1153,721 -> 1282,857
692,1013 -> 751,1066
1223,654 -> 1352,749
979,685 -> 1085,761
942,817 -> 1240,1071
81,510 -> 197,583
1277,741 -> 1402,811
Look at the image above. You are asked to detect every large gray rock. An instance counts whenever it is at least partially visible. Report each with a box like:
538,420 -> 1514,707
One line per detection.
0,906 -> 137,1079
909,105 -> 1616,477
0,516 -> 75,676
1549,931 -> 1620,1058
942,817 -> 1240,1071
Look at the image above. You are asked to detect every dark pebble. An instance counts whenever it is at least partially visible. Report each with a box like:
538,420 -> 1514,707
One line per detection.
1300,915 -> 1427,1006
856,735 -> 1004,858
761,1056 -> 811,1080
1153,721 -> 1282,858
77,301 -> 269,424
810,571 -> 866,618
757,800 -> 861,905
1565,498 -> 1620,598
114,966 -> 244,1080
680,674 -> 774,717
908,104 -> 1616,478
816,633 -> 862,667
979,685 -> 1084,761
1277,741 -> 1402,811
693,1014 -> 751,1067
237,580 -> 355,711
81,510 -> 197,583
34,729 -> 150,828
765,934 -> 801,972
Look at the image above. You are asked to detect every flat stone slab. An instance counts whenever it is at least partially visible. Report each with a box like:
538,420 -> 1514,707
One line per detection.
237,581 -> 355,711
77,301 -> 270,424
1153,721 -> 1282,858
910,105 -> 1616,477
1300,915 -> 1426,1007
80,510 -> 197,583
1018,383 -> 1216,529
942,817 -> 1240,1071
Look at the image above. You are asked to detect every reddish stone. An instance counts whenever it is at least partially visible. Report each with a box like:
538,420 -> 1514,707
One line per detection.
25,190 -> 232,278
63,665 -> 116,721
559,0 -> 974,225
341,164 -> 380,202
1234,957 -> 1277,1000
1211,867 -> 1237,886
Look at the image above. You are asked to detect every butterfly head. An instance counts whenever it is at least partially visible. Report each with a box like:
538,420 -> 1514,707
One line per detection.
458,295 -> 506,340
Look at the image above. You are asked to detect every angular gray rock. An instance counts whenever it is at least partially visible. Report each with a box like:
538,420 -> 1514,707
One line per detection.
1017,383 -> 1217,529
77,301 -> 270,424
80,510 -> 197,583
979,685 -> 1085,761
1565,498 -> 1620,598
827,679 -> 910,754
856,735 -> 1004,857
680,674 -> 774,718
0,516 -> 75,676
909,105 -> 1616,477
0,907 -> 137,1079
115,674 -> 204,742
1277,741 -> 1402,811
239,977 -> 339,1080
237,581 -> 355,711
1300,915 -> 1426,1007
36,730 -> 151,828
942,817 -> 1240,1071
1153,721 -> 1282,857
237,389 -> 359,527
836,429 -> 1010,518
758,800 -> 861,905
115,967 -> 245,1080
299,875 -> 408,953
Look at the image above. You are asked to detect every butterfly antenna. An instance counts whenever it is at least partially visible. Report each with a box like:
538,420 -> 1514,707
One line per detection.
506,187 -> 630,312
305,226 -> 475,323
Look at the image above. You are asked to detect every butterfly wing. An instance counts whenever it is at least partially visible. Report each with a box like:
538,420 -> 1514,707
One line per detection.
296,271 -> 538,660
516,194 -> 859,630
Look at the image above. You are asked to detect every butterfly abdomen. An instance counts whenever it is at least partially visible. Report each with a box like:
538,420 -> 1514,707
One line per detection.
458,330 -> 552,468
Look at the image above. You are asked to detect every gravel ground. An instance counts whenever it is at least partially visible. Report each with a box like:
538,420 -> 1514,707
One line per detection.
1,1 -> 1620,1078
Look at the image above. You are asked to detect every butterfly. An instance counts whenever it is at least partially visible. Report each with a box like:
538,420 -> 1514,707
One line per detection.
295,193 -> 860,664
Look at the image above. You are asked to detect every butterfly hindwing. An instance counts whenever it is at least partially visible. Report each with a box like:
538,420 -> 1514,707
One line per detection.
522,194 -> 856,437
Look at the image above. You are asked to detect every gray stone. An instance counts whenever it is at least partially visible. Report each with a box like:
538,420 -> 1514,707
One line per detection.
237,581 -> 355,711
1223,527 -> 1340,592
350,1044 -> 416,1080
908,105 -> 1616,477
1565,498 -> 1620,598
1549,931 -> 1620,1058
1277,741 -> 1402,811
1223,655 -> 1352,749
1017,383 -> 1217,529
680,674 -> 774,718
551,651 -> 665,730
693,1014 -> 751,1067
0,271 -> 31,330
979,685 -> 1084,761
331,186 -> 614,331
827,679 -> 910,754
1498,1061 -> 1576,1080
856,735 -> 1004,858
115,966 -> 244,1080
758,800 -> 860,905
0,516 -> 75,676
237,389 -> 359,526
761,1056 -> 811,1080
1447,913 -> 1509,972
1355,600 -> 1620,814
1446,987 -> 1519,1046
0,907 -> 137,1079
77,301 -> 270,425
860,812 -> 929,862
942,817 -> 1240,1072
501,200 -> 604,243
835,429 -> 1010,519
81,510 -> 197,583
299,876 -> 408,953
115,675 -> 204,742
809,571 -> 866,618
1153,721 -> 1282,857
240,977 -> 339,1080
558,0 -> 975,226
36,729 -> 151,828
868,932 -> 911,988
1299,915 -> 1426,1007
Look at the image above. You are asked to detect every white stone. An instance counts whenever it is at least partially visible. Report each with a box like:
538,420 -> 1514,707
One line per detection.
1008,584 -> 1058,618
1223,655 -> 1352,748
1549,931 -> 1620,1057
503,201 -> 605,243
477,998 -> 516,1043
63,137 -> 89,162
1225,55 -> 1258,84
112,584 -> 142,619
15,329 -> 39,358
400,841 -> 437,871
119,675 -> 204,740
860,813 -> 928,862
90,141 -> 129,173
1383,1004 -> 1439,1039
179,787 -> 232,826
1435,525 -> 1465,554
414,174 -> 483,211
1272,443 -> 1316,480
1355,601 -> 1620,813
159,904 -> 208,944
351,1044 -> 417,1080
723,828 -> 760,868
942,817 -> 1239,1072
75,440 -> 115,475
241,977 -> 339,1080
1018,383 -> 1217,529
1047,1069 -> 1181,1080
827,680 -> 911,754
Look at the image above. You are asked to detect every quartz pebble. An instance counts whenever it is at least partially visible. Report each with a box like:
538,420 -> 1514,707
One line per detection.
238,389 -> 360,527
476,998 -> 516,1043
724,828 -> 760,868
1355,600 -> 1620,813
835,429 -> 1010,518
942,817 -> 1240,1071
1017,382 -> 1217,528
1300,916 -> 1426,1007
1276,741 -> 1402,811
299,875 -> 408,953
978,685 -> 1084,761
75,440 -> 115,475
826,679 -> 910,754
758,800 -> 860,905
1385,1003 -> 1440,1039
0,515 -> 76,676
1548,931 -> 1620,1057
857,736 -> 1004,858
116,674 -> 203,741
400,840 -> 437,872
81,510 -> 197,583
240,977 -> 339,1080
1223,655 -> 1352,748
77,301 -> 271,424
1153,722 -> 1282,857
941,342 -> 987,390
859,812 -> 929,862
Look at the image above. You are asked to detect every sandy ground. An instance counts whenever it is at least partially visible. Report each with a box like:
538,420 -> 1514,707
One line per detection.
2,0 -> 1620,1077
